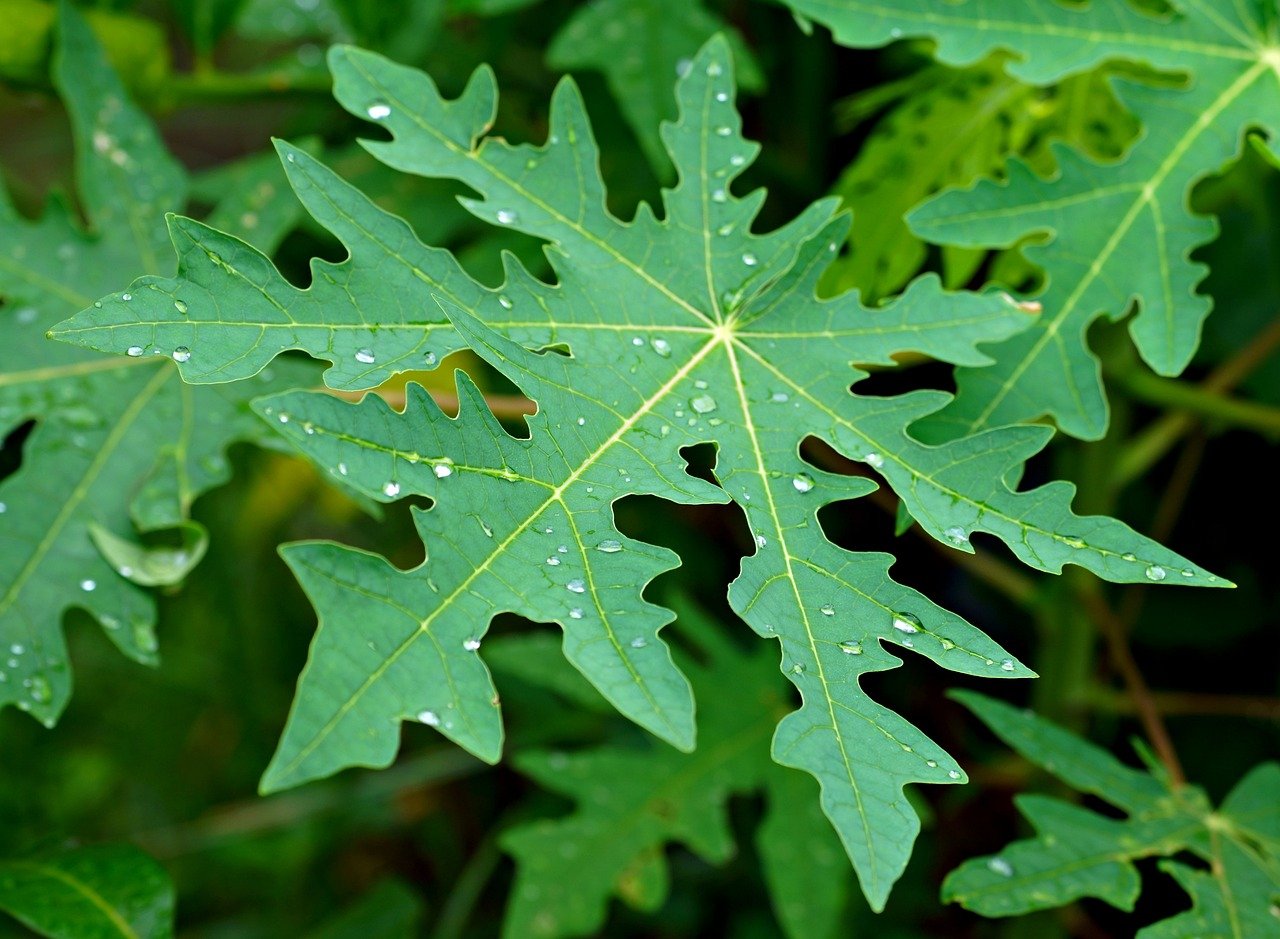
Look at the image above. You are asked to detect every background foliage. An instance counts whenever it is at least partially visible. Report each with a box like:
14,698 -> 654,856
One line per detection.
0,1 -> 1277,936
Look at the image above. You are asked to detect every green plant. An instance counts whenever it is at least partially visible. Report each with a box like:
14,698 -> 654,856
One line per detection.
2,1 -> 1277,937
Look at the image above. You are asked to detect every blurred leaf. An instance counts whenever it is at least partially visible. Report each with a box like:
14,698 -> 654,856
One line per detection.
0,844 -> 174,939
945,692 -> 1280,936
307,880 -> 424,939
825,56 -> 1134,302
172,0 -> 253,55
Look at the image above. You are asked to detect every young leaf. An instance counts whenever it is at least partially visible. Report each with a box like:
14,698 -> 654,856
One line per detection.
0,844 -> 175,939
945,691 -> 1280,936
0,1 -> 311,725
782,0 -> 1280,439
55,34 -> 1223,908
548,0 -> 764,176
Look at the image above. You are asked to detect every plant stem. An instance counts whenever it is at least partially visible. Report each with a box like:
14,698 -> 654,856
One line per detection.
1077,586 -> 1186,786
1087,688 -> 1280,721
1113,368 -> 1280,436
1115,316 -> 1280,484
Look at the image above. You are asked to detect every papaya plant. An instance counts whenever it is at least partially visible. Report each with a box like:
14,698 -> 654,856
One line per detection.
1,1 -> 1276,936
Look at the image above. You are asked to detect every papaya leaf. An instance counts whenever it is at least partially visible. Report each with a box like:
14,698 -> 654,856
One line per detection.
781,0 -> 1280,439
499,600 -> 848,939
0,843 -> 174,939
53,35 -> 1224,908
945,691 -> 1280,937
825,56 -> 1136,302
0,0 -> 311,725
548,0 -> 763,176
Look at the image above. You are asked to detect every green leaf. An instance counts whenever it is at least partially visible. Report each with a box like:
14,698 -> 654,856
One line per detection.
781,0 -> 1280,439
0,844 -> 174,939
306,880 -> 424,939
500,600 -> 847,939
548,0 -> 763,175
944,691 -> 1280,937
825,56 -> 1135,301
0,0 -> 312,725
54,35 -> 1224,908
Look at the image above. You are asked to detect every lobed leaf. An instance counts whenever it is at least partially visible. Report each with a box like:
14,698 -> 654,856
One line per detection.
945,691 -> 1280,936
782,0 -> 1280,438
0,0 -> 311,724
53,34 -> 1225,908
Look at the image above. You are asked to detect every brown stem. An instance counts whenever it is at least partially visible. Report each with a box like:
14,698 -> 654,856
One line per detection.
1078,588 -> 1186,786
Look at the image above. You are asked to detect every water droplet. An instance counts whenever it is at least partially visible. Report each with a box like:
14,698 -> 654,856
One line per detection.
865,452 -> 884,468
173,299 -> 188,314
987,857 -> 1014,878
707,62 -> 722,77
839,640 -> 862,655
729,154 -> 746,167
303,422 -> 315,435
1000,659 -> 1015,672
569,607 -> 583,620
792,473 -> 815,493
80,579 -> 96,592
597,540 -> 622,553
479,519 -> 493,538
755,534 -> 767,548
121,293 -> 132,302
355,348 -> 376,365
29,676 -> 50,703
497,294 -> 514,310
651,338 -> 671,357
690,394 -> 717,414
742,252 -> 758,266
418,710 -> 440,726
711,188 -> 727,203
944,526 -> 969,546
576,417 -> 586,426
939,638 -> 955,651
0,503 -> 6,514
1145,564 -> 1166,582
171,346 -> 191,363
383,481 -> 401,497
126,345 -> 144,357
277,412 -> 289,424
423,351 -> 437,366
463,637 -> 481,651
337,462 -> 348,476
791,662 -> 806,674
1181,569 -> 1195,578
566,579 -> 586,594
892,611 -> 922,634
948,769 -> 961,779
715,91 -> 729,103
1122,552 -> 1137,562
557,545 -> 568,554
496,209 -> 518,225
546,556 -> 561,566
629,637 -> 647,649
675,57 -> 692,77
367,101 -> 391,120
1062,534 -> 1086,548
716,126 -> 731,137
10,644 -> 23,655
820,604 -> 835,617
926,759 -> 938,768
432,460 -> 454,479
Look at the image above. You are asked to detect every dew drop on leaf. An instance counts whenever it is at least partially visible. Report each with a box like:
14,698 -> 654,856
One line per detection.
892,612 -> 922,634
